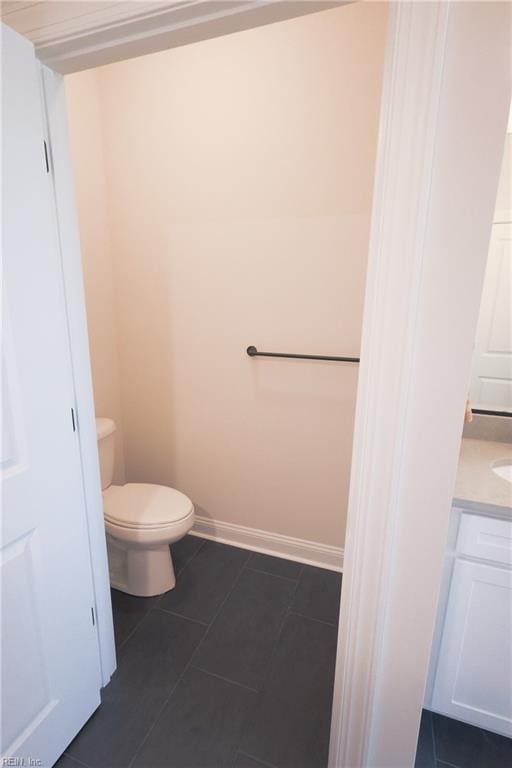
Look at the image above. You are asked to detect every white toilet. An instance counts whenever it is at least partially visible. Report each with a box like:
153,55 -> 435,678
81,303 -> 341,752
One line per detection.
96,417 -> 195,597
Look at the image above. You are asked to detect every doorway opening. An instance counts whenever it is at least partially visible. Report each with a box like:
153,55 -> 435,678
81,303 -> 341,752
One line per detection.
60,4 -> 388,766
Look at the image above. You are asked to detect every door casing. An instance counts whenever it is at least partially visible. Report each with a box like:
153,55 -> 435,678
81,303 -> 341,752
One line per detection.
329,3 -> 511,766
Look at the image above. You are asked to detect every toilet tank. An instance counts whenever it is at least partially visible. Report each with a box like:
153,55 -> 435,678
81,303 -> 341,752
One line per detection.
96,417 -> 116,491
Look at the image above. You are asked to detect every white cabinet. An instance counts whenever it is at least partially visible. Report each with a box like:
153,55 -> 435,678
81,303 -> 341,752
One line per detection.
429,510 -> 512,737
455,512 -> 512,566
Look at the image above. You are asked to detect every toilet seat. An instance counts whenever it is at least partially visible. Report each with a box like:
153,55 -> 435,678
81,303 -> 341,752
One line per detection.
103,483 -> 194,530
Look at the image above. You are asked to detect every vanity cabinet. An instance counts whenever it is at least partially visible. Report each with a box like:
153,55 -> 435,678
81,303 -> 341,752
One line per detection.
428,509 -> 512,737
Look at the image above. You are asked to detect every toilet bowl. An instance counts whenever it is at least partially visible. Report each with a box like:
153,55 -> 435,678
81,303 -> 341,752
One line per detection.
96,418 -> 194,597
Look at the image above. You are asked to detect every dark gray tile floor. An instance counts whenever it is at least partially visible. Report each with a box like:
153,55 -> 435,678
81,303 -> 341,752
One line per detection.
56,537 -> 342,768
415,708 -> 512,768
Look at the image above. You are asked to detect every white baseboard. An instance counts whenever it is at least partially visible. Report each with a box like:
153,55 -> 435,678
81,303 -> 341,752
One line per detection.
190,516 -> 343,572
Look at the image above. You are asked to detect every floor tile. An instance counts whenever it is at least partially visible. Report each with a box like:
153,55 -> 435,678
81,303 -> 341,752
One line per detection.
291,565 -> 342,625
246,552 -> 302,580
234,753 -> 276,768
415,710 -> 436,768
433,712 -> 512,768
53,755 -> 84,768
133,667 -> 254,768
110,588 -> 159,649
67,610 -> 205,768
192,568 -> 296,690
159,540 -> 250,623
171,534 -> 205,576
241,612 -> 338,768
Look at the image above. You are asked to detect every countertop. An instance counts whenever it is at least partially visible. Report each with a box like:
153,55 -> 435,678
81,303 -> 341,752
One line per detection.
454,438 -> 512,511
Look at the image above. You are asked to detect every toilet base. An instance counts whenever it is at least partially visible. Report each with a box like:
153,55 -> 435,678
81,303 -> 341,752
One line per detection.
107,536 -> 176,597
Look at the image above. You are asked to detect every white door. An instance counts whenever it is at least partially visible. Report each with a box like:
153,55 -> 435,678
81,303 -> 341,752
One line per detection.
1,23 -> 102,767
431,557 -> 512,737
469,221 -> 512,412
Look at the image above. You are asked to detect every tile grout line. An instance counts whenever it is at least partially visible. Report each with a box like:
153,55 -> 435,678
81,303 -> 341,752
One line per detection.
229,565 -> 304,764
115,603 -> 155,653
251,574 -> 300,691
191,563 -> 315,700
189,665 -> 259,693
138,539 -> 207,630
243,565 -> 301,584
61,752 -> 91,768
235,750 -> 279,768
264,566 -> 304,677
126,549 -> 252,768
288,609 -> 339,628
110,548 -> 341,768
171,537 -> 207,580
187,549 -> 253,667
139,537 -> 209,629
155,605 -> 209,626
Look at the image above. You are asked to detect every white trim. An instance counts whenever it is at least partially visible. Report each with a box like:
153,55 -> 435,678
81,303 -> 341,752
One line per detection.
329,3 -> 511,767
191,516 -> 343,572
20,0 -> 346,74
41,66 -> 116,688
493,209 -> 512,224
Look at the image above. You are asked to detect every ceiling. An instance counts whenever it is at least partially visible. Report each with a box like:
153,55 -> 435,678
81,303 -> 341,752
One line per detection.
1,0 -> 346,73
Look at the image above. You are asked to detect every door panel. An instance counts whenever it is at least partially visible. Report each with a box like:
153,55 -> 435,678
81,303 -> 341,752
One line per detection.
1,23 -> 101,767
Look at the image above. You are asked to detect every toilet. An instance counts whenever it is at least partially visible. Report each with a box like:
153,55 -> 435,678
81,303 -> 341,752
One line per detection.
96,417 -> 194,597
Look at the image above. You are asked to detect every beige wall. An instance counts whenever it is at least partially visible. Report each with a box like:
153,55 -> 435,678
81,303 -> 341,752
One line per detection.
66,2 -> 387,547
66,69 -> 126,483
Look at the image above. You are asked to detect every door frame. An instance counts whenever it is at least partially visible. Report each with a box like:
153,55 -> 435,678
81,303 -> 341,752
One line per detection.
38,0 -> 511,761
329,3 -> 511,767
41,66 -> 116,688
4,0 -> 344,74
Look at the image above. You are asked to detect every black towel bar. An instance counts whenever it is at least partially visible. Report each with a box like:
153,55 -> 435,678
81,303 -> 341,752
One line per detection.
246,346 -> 360,363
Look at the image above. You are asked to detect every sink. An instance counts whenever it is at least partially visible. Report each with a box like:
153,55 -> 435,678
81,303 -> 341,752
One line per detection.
492,459 -> 512,483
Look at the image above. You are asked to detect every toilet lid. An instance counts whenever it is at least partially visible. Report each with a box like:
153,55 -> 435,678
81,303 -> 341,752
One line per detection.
103,483 -> 193,530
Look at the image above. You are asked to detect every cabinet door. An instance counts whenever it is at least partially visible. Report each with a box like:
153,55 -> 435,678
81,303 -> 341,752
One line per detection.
431,558 -> 512,736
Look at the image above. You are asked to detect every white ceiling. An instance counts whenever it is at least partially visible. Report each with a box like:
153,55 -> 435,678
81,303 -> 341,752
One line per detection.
1,1 -> 346,73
